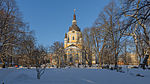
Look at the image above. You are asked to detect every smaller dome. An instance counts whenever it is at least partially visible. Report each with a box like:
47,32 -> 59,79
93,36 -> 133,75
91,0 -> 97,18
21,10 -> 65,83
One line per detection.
69,24 -> 80,31
80,33 -> 82,38
65,33 -> 67,38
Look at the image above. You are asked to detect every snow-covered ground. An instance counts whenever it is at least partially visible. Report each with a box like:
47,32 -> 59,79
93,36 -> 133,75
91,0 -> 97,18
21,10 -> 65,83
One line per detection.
0,68 -> 149,84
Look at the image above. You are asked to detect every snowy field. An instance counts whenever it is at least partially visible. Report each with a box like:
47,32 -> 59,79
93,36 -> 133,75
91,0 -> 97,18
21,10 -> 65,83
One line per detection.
0,68 -> 149,84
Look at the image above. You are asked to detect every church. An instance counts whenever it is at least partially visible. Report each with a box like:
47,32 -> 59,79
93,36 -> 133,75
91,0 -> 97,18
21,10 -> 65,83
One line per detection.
64,9 -> 83,65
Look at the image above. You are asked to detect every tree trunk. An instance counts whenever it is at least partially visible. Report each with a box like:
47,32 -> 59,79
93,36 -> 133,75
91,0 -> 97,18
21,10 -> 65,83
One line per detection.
37,72 -> 40,79
36,68 -> 40,79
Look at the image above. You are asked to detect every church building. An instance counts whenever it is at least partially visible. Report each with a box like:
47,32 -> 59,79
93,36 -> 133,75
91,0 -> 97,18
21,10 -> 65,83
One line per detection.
64,9 -> 83,65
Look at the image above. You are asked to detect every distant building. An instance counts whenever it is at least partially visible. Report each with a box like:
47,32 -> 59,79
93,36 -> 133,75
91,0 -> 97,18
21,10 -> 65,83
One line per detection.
129,53 -> 139,65
64,9 -> 83,65
118,53 -> 139,65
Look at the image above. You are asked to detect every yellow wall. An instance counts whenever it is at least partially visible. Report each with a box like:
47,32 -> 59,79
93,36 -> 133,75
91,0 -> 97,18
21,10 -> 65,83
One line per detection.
64,30 -> 83,64
64,30 -> 82,49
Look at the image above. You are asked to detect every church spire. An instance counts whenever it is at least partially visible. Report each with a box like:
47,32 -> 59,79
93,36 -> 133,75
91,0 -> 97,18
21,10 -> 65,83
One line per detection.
73,9 -> 76,20
72,9 -> 77,25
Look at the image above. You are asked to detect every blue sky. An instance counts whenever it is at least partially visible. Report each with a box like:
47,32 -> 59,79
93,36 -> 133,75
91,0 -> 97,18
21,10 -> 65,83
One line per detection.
15,0 -> 111,46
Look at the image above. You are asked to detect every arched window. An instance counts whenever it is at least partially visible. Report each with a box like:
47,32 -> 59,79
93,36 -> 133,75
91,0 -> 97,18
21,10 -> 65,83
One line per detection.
70,54 -> 73,62
76,54 -> 78,60
68,37 -> 69,42
72,36 -> 74,40
64,54 -> 67,61
70,57 -> 73,62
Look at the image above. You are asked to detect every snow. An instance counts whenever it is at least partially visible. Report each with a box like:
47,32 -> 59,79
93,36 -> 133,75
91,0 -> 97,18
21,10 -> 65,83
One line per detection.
0,68 -> 149,84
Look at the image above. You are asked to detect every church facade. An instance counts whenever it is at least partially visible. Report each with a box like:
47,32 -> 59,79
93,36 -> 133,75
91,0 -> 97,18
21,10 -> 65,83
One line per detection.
64,10 -> 83,65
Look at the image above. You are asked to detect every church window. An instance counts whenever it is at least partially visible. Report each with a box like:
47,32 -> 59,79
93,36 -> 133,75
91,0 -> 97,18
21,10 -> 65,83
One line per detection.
68,37 -> 69,42
70,57 -> 73,62
69,54 -> 73,62
72,31 -> 75,33
76,54 -> 78,60
72,36 -> 74,40
64,54 -> 67,61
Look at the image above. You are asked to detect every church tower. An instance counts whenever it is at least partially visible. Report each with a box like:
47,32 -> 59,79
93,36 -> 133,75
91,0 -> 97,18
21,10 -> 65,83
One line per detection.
64,9 -> 83,65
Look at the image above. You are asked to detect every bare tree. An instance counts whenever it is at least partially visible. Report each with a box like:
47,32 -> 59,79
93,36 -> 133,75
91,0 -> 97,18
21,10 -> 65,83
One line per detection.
0,0 -> 34,67
17,33 -> 35,67
94,1 -> 125,69
32,45 -> 48,79
82,28 -> 93,67
50,41 -> 64,68
121,0 -> 150,67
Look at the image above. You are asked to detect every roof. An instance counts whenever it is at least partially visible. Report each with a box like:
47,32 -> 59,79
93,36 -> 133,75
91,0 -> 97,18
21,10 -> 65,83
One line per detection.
69,24 -> 80,31
65,44 -> 80,50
